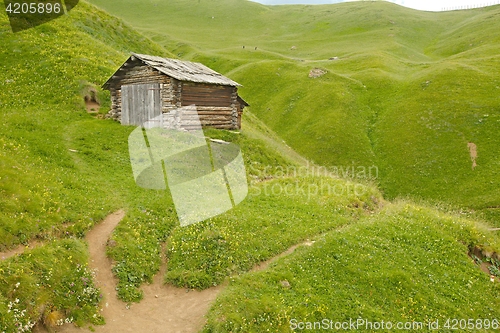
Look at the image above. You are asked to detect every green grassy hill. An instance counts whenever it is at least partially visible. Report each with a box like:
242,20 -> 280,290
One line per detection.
1,0 -> 500,332
204,202 -> 500,332
87,0 -> 500,225
0,0 -> 173,248
0,0 -> 355,328
0,1 -> 177,329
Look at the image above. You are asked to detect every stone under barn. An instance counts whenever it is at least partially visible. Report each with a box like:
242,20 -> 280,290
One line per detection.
103,53 -> 248,130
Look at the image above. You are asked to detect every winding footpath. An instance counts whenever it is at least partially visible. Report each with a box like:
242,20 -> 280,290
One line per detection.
1,210 -> 313,333
0,241 -> 44,261
53,210 -> 221,333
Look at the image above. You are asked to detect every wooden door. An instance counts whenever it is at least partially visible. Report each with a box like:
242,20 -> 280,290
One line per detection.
121,83 -> 161,127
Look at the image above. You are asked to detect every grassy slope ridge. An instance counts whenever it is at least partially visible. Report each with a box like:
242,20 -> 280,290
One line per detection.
204,203 -> 500,332
0,0 -> 349,328
0,1 -> 499,332
0,0 -> 170,250
87,0 -> 500,225
81,1 -> 500,331
0,0 -> 180,329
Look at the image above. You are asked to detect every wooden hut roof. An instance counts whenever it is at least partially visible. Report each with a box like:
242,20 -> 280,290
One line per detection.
237,96 -> 249,107
103,53 -> 241,89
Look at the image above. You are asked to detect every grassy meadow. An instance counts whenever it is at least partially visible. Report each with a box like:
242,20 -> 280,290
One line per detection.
87,0 -> 500,225
204,203 -> 500,332
0,1 -> 178,329
0,0 -> 499,332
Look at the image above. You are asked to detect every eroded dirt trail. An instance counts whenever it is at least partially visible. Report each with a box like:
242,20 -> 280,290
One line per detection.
7,210 -> 316,333
252,239 -> 315,272
0,241 -> 44,260
84,209 -> 125,324
35,210 -> 221,333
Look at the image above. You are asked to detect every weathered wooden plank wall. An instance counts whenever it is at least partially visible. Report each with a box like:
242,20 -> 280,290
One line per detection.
107,62 -> 243,130
181,83 -> 233,107
180,82 -> 238,129
121,83 -> 161,126
108,62 -> 171,122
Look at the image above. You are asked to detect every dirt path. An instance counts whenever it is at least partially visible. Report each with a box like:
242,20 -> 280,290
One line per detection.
0,241 -> 44,260
252,239 -> 315,272
29,209 -> 222,333
3,211 -> 316,333
55,212 -> 313,333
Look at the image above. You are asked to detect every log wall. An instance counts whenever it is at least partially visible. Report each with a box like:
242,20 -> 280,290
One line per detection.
180,82 -> 239,129
107,63 -> 242,130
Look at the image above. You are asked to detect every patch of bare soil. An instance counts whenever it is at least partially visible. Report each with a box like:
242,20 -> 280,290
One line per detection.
84,88 -> 100,114
85,101 -> 100,114
0,241 -> 44,261
469,245 -> 500,283
308,68 -> 327,78
467,142 -> 477,170
252,239 -> 315,272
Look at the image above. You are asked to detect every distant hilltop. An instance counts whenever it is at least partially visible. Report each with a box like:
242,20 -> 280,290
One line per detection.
248,0 -> 500,12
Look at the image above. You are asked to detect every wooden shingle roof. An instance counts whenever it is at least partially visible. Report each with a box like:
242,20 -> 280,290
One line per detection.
103,53 -> 241,89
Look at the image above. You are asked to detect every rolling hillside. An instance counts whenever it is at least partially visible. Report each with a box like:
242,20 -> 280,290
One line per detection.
0,0 -> 302,328
0,0 -> 170,251
0,1 -> 375,329
1,1 -> 500,332
87,0 -> 500,225
0,1 -> 178,329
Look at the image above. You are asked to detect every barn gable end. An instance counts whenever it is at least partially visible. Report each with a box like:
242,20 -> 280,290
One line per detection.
103,53 -> 247,130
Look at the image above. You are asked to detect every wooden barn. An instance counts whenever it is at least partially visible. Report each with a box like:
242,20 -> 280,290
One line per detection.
103,53 -> 248,130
